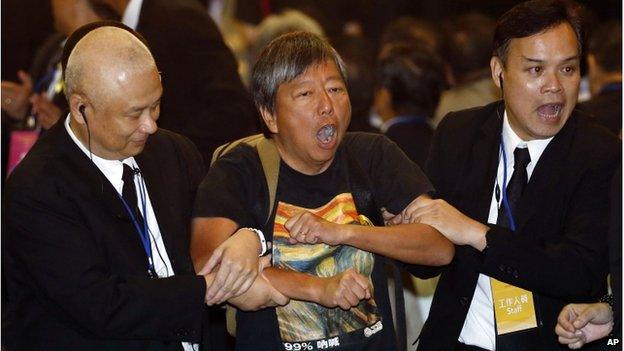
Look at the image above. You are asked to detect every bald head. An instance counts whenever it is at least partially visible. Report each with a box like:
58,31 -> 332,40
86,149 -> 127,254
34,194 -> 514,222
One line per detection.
65,26 -> 158,106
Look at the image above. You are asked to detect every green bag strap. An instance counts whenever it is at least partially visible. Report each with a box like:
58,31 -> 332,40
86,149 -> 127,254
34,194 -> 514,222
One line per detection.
210,133 -> 280,226
210,134 -> 266,166
256,137 -> 280,226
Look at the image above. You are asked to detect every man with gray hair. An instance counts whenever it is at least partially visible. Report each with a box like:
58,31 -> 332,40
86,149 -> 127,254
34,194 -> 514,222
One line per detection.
191,31 -> 454,351
2,21 -> 285,351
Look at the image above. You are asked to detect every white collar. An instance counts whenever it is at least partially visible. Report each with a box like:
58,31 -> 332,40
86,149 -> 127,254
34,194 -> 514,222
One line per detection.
502,110 -> 553,172
64,114 -> 138,193
122,0 -> 144,30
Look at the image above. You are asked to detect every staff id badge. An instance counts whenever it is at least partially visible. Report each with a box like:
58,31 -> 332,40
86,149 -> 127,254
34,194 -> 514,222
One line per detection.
490,278 -> 538,335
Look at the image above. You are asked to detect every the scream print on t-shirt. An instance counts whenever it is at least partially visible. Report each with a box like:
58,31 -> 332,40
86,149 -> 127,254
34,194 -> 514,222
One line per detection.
273,193 -> 383,350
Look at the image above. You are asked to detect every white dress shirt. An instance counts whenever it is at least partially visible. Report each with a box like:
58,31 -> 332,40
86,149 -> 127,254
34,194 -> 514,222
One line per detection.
458,111 -> 553,350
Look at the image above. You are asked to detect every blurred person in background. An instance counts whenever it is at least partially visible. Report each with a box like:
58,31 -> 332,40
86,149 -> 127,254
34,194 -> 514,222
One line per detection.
333,34 -> 377,134
374,43 -> 446,168
1,0 -> 119,131
371,16 -> 446,130
577,21 -> 621,137
244,9 -> 325,86
378,16 -> 444,60
96,0 -> 259,163
433,12 -> 499,127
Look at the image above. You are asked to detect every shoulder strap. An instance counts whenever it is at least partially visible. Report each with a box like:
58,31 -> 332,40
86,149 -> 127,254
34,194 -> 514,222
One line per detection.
210,134 -> 280,226
256,138 -> 279,226
210,134 -> 266,166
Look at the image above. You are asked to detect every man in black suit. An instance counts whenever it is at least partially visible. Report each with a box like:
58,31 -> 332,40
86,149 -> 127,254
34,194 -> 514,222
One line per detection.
2,22 -> 283,351
101,0 -> 258,162
387,1 -> 620,350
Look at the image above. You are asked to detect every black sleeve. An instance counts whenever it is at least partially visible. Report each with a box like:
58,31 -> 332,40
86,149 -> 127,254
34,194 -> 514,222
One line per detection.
4,184 -> 207,342
193,145 -> 266,228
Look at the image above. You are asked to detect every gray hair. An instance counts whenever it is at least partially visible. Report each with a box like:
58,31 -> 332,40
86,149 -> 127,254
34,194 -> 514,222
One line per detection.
251,31 -> 348,137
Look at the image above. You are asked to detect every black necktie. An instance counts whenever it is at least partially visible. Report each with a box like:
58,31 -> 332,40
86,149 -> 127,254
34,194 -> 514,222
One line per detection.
494,147 -> 536,350
497,147 -> 531,229
122,164 -> 144,227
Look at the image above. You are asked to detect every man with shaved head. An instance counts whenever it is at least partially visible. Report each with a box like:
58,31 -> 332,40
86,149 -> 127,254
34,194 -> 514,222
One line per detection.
2,22 -> 283,351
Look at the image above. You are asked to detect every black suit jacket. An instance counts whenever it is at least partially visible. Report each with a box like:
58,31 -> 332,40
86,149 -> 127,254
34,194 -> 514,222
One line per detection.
416,101 -> 620,350
136,0 -> 258,162
3,121 -> 210,351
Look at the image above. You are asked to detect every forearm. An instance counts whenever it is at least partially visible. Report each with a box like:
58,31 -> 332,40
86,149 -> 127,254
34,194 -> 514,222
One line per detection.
263,266 -> 323,303
341,223 -> 454,265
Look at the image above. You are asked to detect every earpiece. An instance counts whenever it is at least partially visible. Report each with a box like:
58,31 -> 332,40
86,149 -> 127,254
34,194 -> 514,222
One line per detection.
498,73 -> 504,91
79,105 -> 88,126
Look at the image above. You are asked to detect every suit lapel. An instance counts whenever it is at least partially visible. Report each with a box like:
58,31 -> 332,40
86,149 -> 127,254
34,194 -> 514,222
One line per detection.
55,122 -> 129,222
460,103 -> 504,222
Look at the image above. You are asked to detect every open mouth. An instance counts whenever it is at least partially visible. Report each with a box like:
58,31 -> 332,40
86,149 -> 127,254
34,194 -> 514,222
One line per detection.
537,103 -> 564,120
316,124 -> 336,145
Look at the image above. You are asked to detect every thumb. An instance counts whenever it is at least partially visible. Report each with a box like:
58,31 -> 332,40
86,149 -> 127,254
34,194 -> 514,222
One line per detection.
381,207 -> 393,219
259,255 -> 272,270
388,214 -> 403,226
352,270 -> 370,291
17,70 -> 33,89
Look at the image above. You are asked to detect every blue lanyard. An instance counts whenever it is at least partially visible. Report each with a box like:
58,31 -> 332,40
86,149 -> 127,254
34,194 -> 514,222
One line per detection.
118,173 -> 155,277
499,138 -> 517,231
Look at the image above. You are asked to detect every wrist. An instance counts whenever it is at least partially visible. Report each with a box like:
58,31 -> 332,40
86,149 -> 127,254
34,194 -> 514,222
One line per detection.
599,294 -> 614,311
340,225 -> 355,246
239,227 -> 267,256
307,275 -> 327,304
470,221 -> 489,251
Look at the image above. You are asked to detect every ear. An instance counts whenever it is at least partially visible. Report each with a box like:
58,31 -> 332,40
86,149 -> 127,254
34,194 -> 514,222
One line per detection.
259,107 -> 279,134
69,94 -> 89,125
586,53 -> 598,74
374,88 -> 394,121
490,56 -> 504,89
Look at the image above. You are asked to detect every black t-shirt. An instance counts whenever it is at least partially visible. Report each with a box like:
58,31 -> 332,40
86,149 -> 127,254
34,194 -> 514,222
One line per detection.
194,132 -> 433,351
